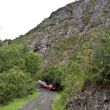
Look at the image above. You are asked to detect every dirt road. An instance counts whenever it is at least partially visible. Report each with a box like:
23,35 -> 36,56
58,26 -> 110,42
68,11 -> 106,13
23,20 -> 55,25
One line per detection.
19,88 -> 56,110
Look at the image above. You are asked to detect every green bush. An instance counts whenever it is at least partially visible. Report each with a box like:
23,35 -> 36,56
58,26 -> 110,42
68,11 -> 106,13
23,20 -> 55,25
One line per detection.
38,65 -> 64,86
25,52 -> 41,74
61,60 -> 87,99
0,44 -> 28,72
0,68 -> 35,104
89,30 -> 110,82
0,43 -> 41,74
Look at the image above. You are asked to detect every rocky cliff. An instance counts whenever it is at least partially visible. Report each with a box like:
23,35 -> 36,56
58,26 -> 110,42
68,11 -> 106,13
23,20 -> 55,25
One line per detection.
17,0 -> 110,66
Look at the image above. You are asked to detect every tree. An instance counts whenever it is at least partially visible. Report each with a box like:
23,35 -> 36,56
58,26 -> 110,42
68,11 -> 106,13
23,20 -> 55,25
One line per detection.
0,44 -> 26,72
25,52 -> 41,74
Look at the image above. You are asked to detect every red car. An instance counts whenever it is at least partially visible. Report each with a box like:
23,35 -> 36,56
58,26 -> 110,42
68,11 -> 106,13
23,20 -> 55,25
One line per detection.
38,80 -> 56,91
47,84 -> 56,91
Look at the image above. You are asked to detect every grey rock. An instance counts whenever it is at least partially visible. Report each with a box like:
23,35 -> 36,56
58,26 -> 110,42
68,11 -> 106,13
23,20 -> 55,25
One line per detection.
66,87 -> 110,110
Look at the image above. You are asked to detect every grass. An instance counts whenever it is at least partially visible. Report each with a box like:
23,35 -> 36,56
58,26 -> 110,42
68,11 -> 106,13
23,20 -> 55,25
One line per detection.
52,93 -> 64,110
0,90 -> 40,110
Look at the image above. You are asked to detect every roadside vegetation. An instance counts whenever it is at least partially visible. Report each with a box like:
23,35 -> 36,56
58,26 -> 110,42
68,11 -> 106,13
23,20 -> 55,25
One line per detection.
0,90 -> 40,110
0,43 -> 41,105
52,93 -> 64,110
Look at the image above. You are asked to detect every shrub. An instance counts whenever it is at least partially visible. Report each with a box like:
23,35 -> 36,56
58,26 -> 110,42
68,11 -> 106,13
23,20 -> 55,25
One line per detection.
39,65 -> 64,87
0,68 -> 35,104
0,44 -> 27,72
25,52 -> 41,74
90,30 -> 110,82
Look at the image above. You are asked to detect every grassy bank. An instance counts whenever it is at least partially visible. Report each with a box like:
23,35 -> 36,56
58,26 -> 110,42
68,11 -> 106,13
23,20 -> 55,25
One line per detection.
52,93 -> 64,110
0,90 -> 40,110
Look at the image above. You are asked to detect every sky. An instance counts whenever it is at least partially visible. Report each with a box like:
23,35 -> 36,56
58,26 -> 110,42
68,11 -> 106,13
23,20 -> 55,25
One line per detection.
0,0 -> 76,40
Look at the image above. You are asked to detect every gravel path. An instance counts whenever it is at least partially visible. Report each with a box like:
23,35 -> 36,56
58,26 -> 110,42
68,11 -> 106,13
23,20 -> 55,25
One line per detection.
19,88 -> 56,110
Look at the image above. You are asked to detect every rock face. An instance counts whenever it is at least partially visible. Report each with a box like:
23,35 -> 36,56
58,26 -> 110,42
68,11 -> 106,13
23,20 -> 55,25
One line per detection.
66,86 -> 110,110
21,0 -> 110,66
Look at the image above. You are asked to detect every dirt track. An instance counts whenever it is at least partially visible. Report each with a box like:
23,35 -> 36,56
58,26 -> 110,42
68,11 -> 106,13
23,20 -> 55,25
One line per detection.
19,88 -> 56,110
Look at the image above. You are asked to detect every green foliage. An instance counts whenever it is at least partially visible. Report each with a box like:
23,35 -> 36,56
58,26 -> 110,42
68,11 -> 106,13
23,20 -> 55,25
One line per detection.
0,68 -> 35,104
89,30 -> 110,83
39,65 -> 64,85
89,0 -> 97,5
82,15 -> 91,25
25,52 -> 41,74
52,93 -> 64,110
0,43 -> 41,105
43,18 -> 55,26
61,59 -> 88,99
0,40 -> 2,47
0,43 -> 40,74
62,72 -> 88,99
0,91 -> 40,110
0,44 -> 28,72
102,8 -> 110,17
